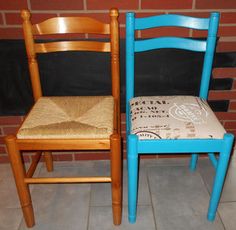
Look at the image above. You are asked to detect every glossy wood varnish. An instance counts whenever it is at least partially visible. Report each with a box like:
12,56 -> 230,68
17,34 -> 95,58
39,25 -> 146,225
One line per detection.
5,8 -> 121,227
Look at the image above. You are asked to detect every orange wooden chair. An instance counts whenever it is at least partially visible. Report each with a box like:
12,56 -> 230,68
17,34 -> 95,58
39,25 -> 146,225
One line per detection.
5,8 -> 121,227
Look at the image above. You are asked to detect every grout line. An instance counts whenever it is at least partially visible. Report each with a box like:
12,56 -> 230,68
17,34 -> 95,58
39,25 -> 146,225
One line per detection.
27,0 -> 31,11
192,0 -> 196,10
139,0 -> 142,10
83,0 -> 87,11
220,200 -> 236,204
2,12 -> 6,26
0,25 -> 21,28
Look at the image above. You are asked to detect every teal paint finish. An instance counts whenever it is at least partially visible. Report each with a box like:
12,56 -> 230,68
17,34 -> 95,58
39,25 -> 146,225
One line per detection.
126,12 -> 234,224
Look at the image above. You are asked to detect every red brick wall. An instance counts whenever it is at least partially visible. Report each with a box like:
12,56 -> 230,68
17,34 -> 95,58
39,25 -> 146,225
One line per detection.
0,0 -> 236,163
0,0 -> 235,50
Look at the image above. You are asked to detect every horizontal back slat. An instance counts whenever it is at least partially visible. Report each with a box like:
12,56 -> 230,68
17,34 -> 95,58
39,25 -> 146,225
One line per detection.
34,41 -> 111,53
135,14 -> 210,30
32,17 -> 110,35
134,37 -> 207,52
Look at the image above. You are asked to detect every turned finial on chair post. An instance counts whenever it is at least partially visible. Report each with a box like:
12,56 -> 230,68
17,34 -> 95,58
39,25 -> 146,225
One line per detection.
21,9 -> 43,101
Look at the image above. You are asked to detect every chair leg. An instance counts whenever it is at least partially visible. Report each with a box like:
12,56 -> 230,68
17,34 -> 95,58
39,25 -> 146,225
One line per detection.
207,133 -> 234,221
5,135 -> 35,227
44,151 -> 53,172
111,134 -> 122,225
189,153 -> 198,171
127,134 -> 138,223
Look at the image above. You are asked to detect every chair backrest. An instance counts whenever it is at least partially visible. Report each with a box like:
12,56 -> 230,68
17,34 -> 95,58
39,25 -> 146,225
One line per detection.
21,9 -> 120,105
126,12 -> 220,129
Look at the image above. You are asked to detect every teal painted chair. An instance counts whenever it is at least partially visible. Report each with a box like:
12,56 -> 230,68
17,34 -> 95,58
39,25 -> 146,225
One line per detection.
126,12 -> 234,223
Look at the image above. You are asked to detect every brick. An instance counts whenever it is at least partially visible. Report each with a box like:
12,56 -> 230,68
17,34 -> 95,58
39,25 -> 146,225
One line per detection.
142,0 -> 192,9
213,68 -> 236,79
208,90 -> 236,100
192,30 -> 208,38
31,0 -> 83,10
5,13 -> 57,25
60,12 -> 126,24
0,13 -> 3,25
196,0 -> 236,9
0,145 -> 6,154
140,155 -> 156,159
141,27 -> 190,38
121,113 -> 126,122
87,0 -> 139,10
225,121 -> 236,129
53,153 -> 73,161
221,12 -> 236,24
233,81 -> 236,89
74,152 -> 109,160
0,155 -> 9,163
2,126 -> 19,136
0,136 -> 4,144
215,112 -> 236,120
0,116 -> 22,125
216,41 -> 236,52
218,26 -> 236,37
60,13 -> 109,22
135,12 -> 164,18
192,26 -> 236,38
121,123 -> 126,132
171,12 -> 210,18
0,0 -> 28,10
0,28 -> 23,39
229,101 -> 236,110
225,129 -> 236,137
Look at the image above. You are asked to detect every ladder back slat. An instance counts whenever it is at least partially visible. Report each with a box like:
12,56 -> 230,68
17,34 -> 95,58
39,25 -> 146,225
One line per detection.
32,17 -> 110,35
35,41 -> 111,53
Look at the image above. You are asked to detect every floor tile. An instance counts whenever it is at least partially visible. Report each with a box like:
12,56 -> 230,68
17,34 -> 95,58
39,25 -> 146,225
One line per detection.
218,202 -> 236,230
198,157 -> 236,202
147,165 -> 224,230
0,162 -> 42,209
88,205 -> 155,230
90,161 -> 151,206
18,165 -> 91,230
0,208 -> 22,230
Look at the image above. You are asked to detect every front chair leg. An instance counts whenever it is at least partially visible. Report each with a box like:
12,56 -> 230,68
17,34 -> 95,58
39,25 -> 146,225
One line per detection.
111,134 -> 122,225
5,135 -> 35,227
189,153 -> 198,172
207,133 -> 234,221
127,134 -> 139,223
44,151 -> 53,172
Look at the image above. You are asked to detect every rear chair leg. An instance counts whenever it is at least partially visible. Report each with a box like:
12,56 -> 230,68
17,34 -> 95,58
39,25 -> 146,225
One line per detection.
44,151 -> 53,172
5,135 -> 35,228
111,134 -> 122,225
189,153 -> 198,172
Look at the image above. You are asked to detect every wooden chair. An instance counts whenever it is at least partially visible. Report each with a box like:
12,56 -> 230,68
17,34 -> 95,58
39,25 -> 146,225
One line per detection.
126,12 -> 234,223
5,8 -> 121,227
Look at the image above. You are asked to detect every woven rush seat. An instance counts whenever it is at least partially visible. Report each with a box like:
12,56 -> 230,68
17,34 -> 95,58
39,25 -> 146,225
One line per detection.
17,96 -> 114,139
130,96 -> 226,140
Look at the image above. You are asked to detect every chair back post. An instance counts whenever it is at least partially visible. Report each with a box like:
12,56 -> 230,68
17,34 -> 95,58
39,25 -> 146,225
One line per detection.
110,8 -> 121,134
21,10 -> 43,101
199,12 -> 220,99
126,12 -> 135,134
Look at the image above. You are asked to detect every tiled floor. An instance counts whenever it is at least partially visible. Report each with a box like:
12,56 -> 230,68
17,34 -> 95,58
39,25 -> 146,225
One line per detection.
1,155 -> 236,230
